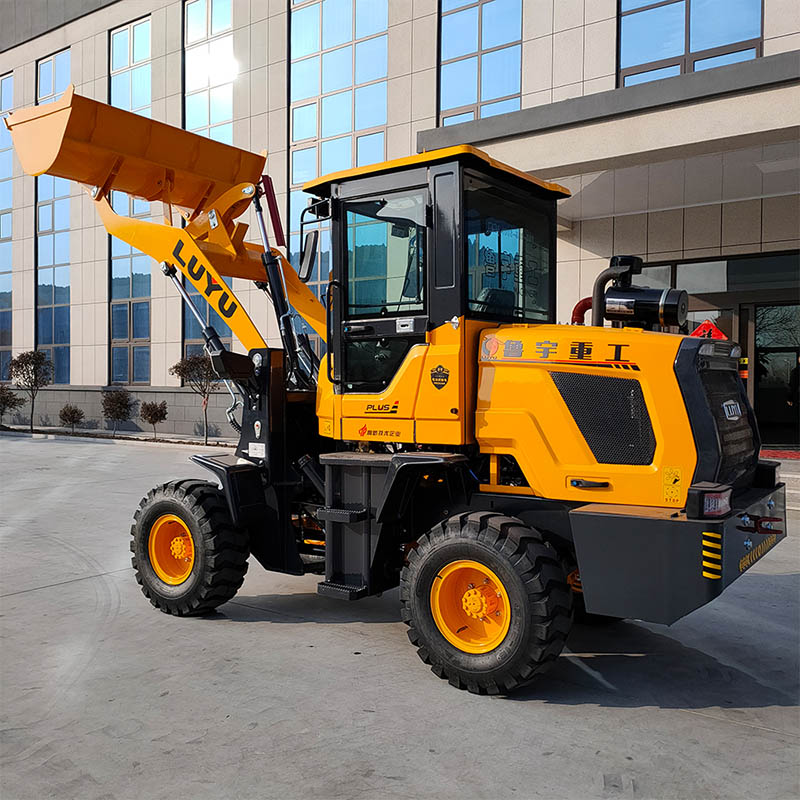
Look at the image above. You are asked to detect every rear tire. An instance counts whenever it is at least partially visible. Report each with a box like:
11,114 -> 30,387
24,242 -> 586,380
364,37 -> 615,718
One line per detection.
400,512 -> 573,694
131,479 -> 249,615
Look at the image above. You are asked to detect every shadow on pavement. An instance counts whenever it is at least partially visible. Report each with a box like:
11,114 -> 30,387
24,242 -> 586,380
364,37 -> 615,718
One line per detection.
213,574 -> 798,711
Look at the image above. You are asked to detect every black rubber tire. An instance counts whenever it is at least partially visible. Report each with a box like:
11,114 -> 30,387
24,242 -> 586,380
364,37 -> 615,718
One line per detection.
130,479 -> 249,615
400,512 -> 573,695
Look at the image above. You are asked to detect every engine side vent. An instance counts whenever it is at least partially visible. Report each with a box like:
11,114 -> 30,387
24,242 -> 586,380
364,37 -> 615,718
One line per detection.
550,372 -> 656,465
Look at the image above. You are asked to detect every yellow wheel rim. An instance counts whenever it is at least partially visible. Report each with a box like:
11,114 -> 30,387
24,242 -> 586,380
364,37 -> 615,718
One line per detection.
430,559 -> 511,654
148,514 -> 195,585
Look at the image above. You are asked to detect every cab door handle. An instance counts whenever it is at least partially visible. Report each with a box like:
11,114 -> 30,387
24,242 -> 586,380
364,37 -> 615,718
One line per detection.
570,479 -> 610,489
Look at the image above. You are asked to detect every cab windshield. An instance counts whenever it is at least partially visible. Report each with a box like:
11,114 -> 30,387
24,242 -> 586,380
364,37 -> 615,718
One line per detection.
464,173 -> 553,322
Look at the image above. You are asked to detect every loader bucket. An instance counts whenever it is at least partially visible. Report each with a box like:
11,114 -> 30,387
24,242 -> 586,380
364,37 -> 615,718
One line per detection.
4,85 -> 266,212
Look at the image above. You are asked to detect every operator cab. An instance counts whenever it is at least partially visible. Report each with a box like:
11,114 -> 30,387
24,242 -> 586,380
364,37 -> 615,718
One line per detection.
302,146 -> 569,392
300,147 -> 570,426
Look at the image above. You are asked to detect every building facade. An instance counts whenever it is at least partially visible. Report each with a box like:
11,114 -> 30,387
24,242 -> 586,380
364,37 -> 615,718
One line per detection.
0,0 -> 798,444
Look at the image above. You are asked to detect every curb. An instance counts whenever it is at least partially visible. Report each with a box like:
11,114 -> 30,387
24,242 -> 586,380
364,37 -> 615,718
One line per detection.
0,429 -> 236,450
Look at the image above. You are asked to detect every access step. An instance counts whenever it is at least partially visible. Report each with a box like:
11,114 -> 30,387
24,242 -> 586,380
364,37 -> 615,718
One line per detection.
317,581 -> 368,600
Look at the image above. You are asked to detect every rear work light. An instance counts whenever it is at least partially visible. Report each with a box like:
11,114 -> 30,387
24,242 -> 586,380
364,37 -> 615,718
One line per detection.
686,482 -> 732,519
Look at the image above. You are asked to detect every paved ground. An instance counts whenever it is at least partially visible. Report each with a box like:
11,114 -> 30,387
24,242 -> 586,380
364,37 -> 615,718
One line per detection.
1,438 -> 798,800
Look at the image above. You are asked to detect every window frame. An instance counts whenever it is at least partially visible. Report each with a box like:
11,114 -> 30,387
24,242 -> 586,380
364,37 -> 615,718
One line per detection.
341,185 -> 430,320
0,72 -> 13,381
35,49 -> 71,385
109,16 -> 153,116
617,0 -> 765,88
461,168 -> 556,325
437,0 -> 523,126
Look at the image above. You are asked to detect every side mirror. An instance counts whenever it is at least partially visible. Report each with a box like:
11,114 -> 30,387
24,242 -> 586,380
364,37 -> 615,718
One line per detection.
298,229 -> 318,283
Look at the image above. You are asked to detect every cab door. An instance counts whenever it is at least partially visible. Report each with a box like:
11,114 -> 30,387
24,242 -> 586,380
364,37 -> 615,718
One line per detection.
329,183 -> 431,442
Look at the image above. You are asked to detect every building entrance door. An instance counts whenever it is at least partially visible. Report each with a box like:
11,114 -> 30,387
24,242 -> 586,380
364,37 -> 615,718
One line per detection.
752,304 -> 800,447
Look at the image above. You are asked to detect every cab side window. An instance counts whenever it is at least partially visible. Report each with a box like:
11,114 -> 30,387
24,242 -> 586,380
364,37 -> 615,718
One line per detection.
345,190 -> 426,318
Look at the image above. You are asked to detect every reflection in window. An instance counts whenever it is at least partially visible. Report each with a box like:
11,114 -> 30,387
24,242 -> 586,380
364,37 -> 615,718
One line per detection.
677,253 -> 800,295
345,191 -> 426,318
289,0 -> 389,348
464,174 -> 551,322
619,0 -> 762,87
0,73 -> 12,380
36,51 -> 71,384
184,0 -> 235,143
109,192 -> 151,383
439,0 -> 522,125
110,18 -> 151,115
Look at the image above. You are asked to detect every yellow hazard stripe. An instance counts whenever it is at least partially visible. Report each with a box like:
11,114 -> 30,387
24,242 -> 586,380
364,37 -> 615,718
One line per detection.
702,540 -> 722,549
702,570 -> 722,579
702,560 -> 722,571
702,550 -> 721,560
703,531 -> 722,539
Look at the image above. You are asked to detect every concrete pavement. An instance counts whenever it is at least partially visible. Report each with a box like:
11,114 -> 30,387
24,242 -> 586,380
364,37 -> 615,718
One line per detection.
1,438 -> 798,800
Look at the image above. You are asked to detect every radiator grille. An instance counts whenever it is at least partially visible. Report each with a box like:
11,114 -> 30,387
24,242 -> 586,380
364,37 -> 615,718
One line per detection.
550,372 -> 656,465
698,368 -> 758,486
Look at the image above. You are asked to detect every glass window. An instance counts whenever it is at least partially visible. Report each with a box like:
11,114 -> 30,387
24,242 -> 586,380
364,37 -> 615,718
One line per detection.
321,90 -> 352,137
292,146 -> 318,184
292,103 -> 317,141
37,308 -> 53,345
345,190 -> 426,317
211,0 -> 232,35
132,301 -> 149,339
355,35 -> 387,84
620,0 -> 763,86
112,346 -> 128,382
355,0 -> 387,38
481,97 -> 520,117
481,0 -> 522,49
690,0 -> 761,52
111,303 -> 128,339
133,20 -> 151,62
441,57 -> 478,110
321,47 -> 351,94
0,75 -> 12,111
111,71 -> 131,109
354,82 -> 386,130
623,64 -> 682,86
38,60 -> 53,98
356,131 -> 384,166
112,29 -> 129,71
53,348 -> 69,385
464,174 -> 552,322
441,7 -> 478,61
209,83 -> 232,124
620,2 -> 685,69
292,4 -> 320,59
480,44 -> 520,102
186,0 -> 207,42
321,135 -> 352,174
131,64 -> 151,110
292,56 -> 321,102
185,91 -> 208,129
133,346 -> 150,383
53,306 -> 69,344
323,0 -> 352,49
694,48 -> 756,71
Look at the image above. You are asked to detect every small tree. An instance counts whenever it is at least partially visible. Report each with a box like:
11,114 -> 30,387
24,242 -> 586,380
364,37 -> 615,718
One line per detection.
9,350 -> 53,433
59,403 -> 85,434
170,355 -> 219,445
0,384 -> 25,427
102,387 -> 135,435
140,400 -> 168,441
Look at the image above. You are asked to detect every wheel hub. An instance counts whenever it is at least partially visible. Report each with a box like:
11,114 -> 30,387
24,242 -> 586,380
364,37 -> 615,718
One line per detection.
148,514 -> 195,585
461,585 -> 499,619
430,560 -> 511,654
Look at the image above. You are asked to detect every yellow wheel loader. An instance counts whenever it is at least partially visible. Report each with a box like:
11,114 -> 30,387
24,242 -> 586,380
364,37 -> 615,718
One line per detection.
7,88 -> 788,694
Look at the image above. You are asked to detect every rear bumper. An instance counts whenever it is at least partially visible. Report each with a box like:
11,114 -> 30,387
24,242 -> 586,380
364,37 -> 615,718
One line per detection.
570,484 -> 787,624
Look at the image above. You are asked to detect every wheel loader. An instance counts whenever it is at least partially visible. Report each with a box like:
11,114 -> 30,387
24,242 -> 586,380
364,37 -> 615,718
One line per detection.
7,87 -> 788,694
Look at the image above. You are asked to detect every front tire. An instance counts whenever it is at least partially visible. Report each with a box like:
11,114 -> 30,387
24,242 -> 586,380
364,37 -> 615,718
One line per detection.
131,480 -> 249,615
400,513 -> 573,694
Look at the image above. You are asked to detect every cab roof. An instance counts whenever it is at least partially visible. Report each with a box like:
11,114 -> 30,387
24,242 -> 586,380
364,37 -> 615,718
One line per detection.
302,144 -> 571,199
